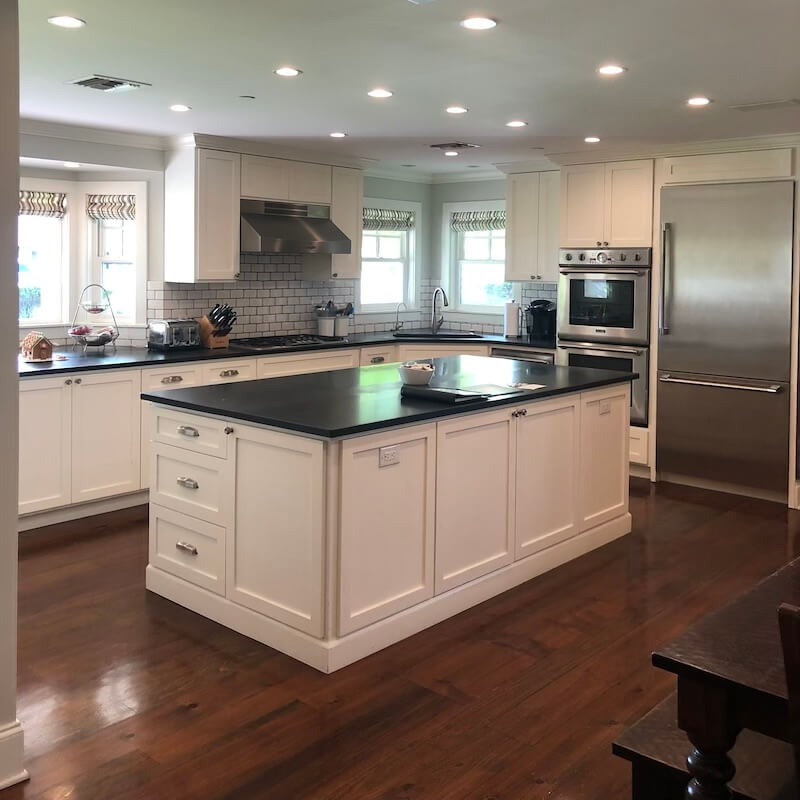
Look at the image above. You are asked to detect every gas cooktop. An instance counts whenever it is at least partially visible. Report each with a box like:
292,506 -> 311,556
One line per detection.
229,334 -> 347,353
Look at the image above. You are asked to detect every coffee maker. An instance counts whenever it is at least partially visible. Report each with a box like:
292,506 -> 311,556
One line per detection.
524,300 -> 556,348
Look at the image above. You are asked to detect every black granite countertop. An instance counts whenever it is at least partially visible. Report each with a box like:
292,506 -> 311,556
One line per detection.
18,331 -> 556,377
142,355 -> 636,439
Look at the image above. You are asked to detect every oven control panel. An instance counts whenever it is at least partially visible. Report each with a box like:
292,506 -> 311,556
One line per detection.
559,248 -> 651,267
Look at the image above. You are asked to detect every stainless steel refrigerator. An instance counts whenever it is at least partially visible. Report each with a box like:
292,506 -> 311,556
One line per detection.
657,180 -> 795,495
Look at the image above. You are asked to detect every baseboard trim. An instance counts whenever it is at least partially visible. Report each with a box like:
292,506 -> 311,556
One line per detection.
18,491 -> 149,532
147,512 -> 631,673
0,720 -> 27,790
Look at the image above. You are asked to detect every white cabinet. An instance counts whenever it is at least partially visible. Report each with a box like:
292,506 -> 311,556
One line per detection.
515,395 -> 580,558
579,386 -> 630,530
629,426 -> 649,466
257,349 -> 359,378
435,409 -> 515,592
338,424 -> 436,634
560,160 -> 653,247
71,370 -> 142,504
395,344 -> 489,361
330,167 -> 363,279
228,425 -> 324,636
19,376 -> 72,514
240,155 -> 332,204
164,147 -> 241,283
662,149 -> 793,184
505,170 -> 560,282
360,345 -> 397,366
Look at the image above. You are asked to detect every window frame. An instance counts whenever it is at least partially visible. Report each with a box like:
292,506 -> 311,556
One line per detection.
358,197 -> 420,314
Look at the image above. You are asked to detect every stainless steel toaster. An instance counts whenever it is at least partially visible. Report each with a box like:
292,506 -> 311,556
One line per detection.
147,319 -> 201,350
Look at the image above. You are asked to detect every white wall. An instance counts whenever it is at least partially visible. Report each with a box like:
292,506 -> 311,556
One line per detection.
0,0 -> 26,790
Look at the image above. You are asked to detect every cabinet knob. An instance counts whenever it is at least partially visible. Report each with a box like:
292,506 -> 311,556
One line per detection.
75,378 -> 82,384
65,378 -> 72,385
596,241 -> 602,247
224,426 -> 235,435
603,241 -> 609,246
332,272 -> 339,278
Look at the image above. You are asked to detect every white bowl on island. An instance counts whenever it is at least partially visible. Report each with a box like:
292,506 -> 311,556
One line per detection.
398,362 -> 435,386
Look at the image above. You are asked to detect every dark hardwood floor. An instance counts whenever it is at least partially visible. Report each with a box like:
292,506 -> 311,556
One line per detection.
5,480 -> 800,800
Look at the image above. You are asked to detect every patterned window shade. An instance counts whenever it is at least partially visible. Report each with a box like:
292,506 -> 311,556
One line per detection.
362,207 -> 415,231
450,210 -> 506,232
18,190 -> 67,218
86,194 -> 136,221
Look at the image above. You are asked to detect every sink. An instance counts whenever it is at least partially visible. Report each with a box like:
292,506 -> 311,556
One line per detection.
392,329 -> 483,340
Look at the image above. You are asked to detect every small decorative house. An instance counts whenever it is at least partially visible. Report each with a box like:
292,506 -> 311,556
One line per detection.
21,331 -> 54,363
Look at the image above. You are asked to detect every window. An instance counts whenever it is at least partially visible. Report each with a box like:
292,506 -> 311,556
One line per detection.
360,200 -> 418,312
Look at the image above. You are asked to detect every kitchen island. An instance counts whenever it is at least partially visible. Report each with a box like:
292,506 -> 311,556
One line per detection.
142,355 -> 635,672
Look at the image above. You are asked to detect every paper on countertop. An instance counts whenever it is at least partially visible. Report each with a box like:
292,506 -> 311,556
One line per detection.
510,383 -> 546,391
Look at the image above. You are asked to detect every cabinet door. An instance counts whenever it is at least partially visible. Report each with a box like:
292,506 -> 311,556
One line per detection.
339,424 -> 436,634
330,167 -> 363,279
71,370 -> 142,503
289,162 -> 332,204
196,149 -> 241,281
396,344 -> 489,360
19,376 -> 72,514
560,163 -> 606,247
536,170 -> 561,282
240,154 -> 290,200
515,396 -> 580,559
603,160 -> 653,247
257,349 -> 359,378
229,426 -> 324,636
360,345 -> 397,366
579,385 -> 630,531
505,172 -> 540,282
436,409 -> 515,592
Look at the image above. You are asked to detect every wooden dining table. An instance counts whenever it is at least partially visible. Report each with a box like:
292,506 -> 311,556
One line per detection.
652,558 -> 799,799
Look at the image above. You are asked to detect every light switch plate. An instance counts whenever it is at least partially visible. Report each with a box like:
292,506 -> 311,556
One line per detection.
379,446 -> 400,467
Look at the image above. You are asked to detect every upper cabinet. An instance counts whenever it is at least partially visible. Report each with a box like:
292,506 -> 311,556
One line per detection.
165,148 -> 242,282
505,170 -> 560,283
330,167 -> 363,279
560,160 -> 653,247
241,155 -> 332,204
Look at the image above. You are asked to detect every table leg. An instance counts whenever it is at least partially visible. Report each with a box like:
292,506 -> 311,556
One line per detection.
677,674 -> 740,800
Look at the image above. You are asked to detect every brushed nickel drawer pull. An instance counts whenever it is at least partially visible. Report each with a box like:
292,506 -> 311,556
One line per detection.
177,425 -> 200,438
161,375 -> 184,384
220,368 -> 240,378
176,476 -> 199,490
370,356 -> 385,364
175,541 -> 198,556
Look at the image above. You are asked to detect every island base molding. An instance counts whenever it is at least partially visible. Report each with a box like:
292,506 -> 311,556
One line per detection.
0,720 -> 28,791
147,511 -> 631,673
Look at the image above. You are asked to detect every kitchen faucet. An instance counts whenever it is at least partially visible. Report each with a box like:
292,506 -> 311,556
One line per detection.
431,287 -> 448,334
392,302 -> 407,332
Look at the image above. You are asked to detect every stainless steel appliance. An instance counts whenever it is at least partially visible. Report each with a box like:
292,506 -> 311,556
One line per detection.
524,299 -> 556,348
147,319 -> 200,351
558,248 -> 651,345
489,347 -> 554,365
229,334 -> 346,353
657,180 -> 794,495
557,341 -> 649,425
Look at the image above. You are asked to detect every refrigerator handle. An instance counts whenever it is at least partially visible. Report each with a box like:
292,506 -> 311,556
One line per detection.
659,222 -> 671,335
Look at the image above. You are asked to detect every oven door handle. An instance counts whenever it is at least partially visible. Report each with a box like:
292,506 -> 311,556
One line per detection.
559,268 -> 648,276
558,342 -> 645,356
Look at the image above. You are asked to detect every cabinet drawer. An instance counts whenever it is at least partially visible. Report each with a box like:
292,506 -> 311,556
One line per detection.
201,360 -> 256,384
150,504 -> 225,595
142,365 -> 202,392
150,443 -> 231,525
151,407 -> 231,458
360,346 -> 397,366
257,350 -> 359,378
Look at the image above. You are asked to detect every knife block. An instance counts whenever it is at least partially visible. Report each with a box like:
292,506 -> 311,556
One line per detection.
198,315 -> 230,349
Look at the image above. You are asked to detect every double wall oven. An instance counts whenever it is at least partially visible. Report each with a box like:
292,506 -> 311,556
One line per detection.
556,248 -> 652,426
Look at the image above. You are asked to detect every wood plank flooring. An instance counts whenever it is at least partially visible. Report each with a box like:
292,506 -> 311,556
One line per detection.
5,480 -> 800,800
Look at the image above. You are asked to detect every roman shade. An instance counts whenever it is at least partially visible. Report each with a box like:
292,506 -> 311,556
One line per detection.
450,210 -> 506,232
362,207 -> 415,231
18,190 -> 67,218
86,194 -> 136,221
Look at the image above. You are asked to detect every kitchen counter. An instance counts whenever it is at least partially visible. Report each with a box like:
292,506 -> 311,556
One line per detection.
18,331 -> 555,377
142,355 -> 635,438
145,354 -> 634,672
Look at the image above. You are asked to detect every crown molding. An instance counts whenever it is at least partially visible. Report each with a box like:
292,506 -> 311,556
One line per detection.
431,168 -> 505,184
493,156 -> 561,174
365,166 -> 505,185
19,118 -> 167,150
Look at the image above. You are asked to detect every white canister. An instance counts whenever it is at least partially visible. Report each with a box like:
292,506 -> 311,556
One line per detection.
503,301 -> 520,337
318,317 -> 335,337
334,316 -> 350,337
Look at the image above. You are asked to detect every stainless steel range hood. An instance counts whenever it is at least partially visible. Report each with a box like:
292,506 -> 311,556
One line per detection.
240,199 -> 351,255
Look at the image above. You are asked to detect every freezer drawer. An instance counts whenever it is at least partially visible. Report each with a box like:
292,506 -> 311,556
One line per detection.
656,371 -> 789,493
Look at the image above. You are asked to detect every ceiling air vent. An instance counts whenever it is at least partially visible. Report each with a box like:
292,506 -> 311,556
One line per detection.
69,74 -> 151,93
729,99 -> 800,112
430,142 -> 481,151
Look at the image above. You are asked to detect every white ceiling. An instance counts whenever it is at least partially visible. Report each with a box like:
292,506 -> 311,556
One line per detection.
19,0 -> 800,173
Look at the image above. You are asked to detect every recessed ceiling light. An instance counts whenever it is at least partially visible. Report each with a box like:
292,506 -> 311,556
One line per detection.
170,104 -> 191,112
274,66 -> 302,78
63,161 -> 81,168
506,120 -> 528,128
460,17 -> 497,30
584,136 -> 600,143
368,88 -> 393,98
446,106 -> 469,114
444,151 -> 460,157
48,15 -> 85,28
597,64 -> 626,76
687,96 -> 712,106
329,132 -> 347,138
